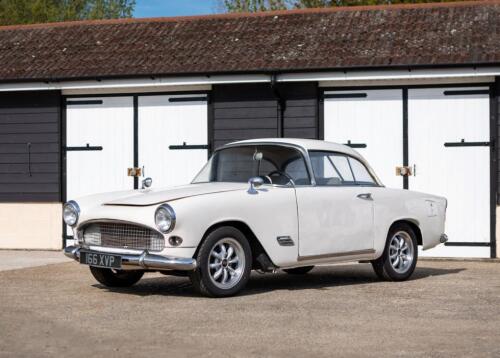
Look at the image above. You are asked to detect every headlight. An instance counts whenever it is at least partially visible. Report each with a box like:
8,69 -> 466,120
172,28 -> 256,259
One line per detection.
63,201 -> 80,227
155,204 -> 176,233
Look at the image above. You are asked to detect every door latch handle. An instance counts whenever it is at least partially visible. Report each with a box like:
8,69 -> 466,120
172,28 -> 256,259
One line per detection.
396,166 -> 413,176
357,193 -> 373,201
127,167 -> 142,177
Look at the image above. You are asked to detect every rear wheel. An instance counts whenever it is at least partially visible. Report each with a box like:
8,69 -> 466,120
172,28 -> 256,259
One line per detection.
283,266 -> 314,275
190,226 -> 252,297
371,223 -> 418,281
89,267 -> 144,287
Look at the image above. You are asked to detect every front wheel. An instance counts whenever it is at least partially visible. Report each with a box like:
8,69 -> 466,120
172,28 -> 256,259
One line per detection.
371,223 -> 418,281
190,226 -> 252,297
89,267 -> 144,287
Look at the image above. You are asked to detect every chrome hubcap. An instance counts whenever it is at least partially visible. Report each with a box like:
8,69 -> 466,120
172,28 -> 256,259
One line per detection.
208,238 -> 245,289
389,231 -> 414,274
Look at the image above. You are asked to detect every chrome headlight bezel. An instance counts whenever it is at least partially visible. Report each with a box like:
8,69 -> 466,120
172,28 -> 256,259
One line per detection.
155,204 -> 176,234
63,200 -> 80,227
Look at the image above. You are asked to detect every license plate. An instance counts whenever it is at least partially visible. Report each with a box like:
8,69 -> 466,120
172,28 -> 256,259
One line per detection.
80,251 -> 122,269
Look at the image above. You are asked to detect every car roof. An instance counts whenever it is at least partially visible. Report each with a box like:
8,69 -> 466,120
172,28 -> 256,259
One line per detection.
227,138 -> 361,157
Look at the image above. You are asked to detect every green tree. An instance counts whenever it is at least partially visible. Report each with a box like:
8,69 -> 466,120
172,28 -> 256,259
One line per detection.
221,0 -> 466,12
222,0 -> 288,12
0,0 -> 135,26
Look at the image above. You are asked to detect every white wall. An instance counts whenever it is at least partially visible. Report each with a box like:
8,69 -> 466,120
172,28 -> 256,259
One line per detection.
0,203 -> 62,250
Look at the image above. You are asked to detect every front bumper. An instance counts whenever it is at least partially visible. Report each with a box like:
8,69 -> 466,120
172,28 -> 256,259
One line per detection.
64,246 -> 197,271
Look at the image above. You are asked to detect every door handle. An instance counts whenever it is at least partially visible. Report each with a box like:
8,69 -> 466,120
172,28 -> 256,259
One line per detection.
357,193 -> 373,201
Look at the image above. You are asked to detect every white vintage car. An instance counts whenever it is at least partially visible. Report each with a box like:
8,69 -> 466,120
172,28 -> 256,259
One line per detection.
63,138 -> 447,297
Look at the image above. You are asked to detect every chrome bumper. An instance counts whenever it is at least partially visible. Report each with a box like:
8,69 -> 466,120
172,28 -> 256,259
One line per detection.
63,245 -> 197,271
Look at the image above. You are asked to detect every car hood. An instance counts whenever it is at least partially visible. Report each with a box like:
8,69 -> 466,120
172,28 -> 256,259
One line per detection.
102,182 -> 248,206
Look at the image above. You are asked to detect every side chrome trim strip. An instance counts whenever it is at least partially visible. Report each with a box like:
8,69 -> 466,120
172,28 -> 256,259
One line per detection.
297,248 -> 376,262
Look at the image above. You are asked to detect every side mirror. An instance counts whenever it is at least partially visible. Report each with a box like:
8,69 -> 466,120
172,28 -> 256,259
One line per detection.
141,177 -> 153,189
247,176 -> 264,194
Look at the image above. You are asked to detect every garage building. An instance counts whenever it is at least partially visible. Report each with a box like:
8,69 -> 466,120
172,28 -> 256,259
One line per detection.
0,1 -> 499,258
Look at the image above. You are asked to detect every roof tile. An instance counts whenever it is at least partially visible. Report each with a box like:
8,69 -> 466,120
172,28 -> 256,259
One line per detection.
0,1 -> 499,81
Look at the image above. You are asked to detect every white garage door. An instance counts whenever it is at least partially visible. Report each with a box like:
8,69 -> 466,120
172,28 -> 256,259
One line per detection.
65,94 -> 208,241
324,89 -> 404,189
409,87 -> 491,258
66,97 -> 134,200
65,97 -> 134,239
323,86 -> 492,258
138,94 -> 208,188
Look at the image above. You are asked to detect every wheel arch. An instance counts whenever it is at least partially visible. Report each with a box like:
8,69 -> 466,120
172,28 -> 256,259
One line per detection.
389,219 -> 423,246
195,220 -> 276,270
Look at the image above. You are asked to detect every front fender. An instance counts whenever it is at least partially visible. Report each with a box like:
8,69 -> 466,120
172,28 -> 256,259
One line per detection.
168,186 -> 299,266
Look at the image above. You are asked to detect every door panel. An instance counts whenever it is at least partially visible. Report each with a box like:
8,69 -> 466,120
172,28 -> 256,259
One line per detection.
324,89 -> 403,189
66,97 -> 134,199
408,87 -> 490,257
296,186 -> 374,258
65,97 -> 134,238
138,95 -> 208,188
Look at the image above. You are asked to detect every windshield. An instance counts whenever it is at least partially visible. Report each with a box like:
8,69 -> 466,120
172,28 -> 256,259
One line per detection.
192,145 -> 310,185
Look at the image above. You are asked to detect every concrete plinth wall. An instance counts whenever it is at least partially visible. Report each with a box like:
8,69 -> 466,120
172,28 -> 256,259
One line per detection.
497,207 -> 500,259
0,203 -> 62,250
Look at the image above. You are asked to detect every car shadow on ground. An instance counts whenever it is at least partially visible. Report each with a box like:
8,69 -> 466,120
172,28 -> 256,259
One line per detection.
93,264 -> 466,298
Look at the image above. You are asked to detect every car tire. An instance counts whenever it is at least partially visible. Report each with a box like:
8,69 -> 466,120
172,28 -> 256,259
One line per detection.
190,226 -> 252,298
283,266 -> 314,275
371,222 -> 418,281
89,267 -> 144,287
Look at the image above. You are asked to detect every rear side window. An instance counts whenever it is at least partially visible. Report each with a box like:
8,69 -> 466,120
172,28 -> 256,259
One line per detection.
309,151 -> 376,186
349,157 -> 375,184
330,155 -> 354,182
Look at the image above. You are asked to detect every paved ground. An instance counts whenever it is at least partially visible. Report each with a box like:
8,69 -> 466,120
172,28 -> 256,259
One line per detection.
0,259 -> 499,358
0,250 -> 70,271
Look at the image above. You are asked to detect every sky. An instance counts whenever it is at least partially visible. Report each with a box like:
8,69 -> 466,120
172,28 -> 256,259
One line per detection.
134,0 -> 219,18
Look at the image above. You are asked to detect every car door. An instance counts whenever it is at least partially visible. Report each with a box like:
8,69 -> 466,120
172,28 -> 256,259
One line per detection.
296,152 -> 375,259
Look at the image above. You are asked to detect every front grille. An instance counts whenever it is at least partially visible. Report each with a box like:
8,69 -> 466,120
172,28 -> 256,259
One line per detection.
82,222 -> 165,251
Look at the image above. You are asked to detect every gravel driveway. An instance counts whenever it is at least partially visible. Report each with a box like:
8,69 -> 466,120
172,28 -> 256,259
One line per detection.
0,259 -> 499,357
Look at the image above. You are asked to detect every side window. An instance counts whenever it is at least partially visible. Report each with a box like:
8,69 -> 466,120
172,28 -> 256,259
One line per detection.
348,157 -> 376,184
330,155 -> 354,181
284,158 -> 310,185
309,151 -> 376,186
310,152 -> 345,186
